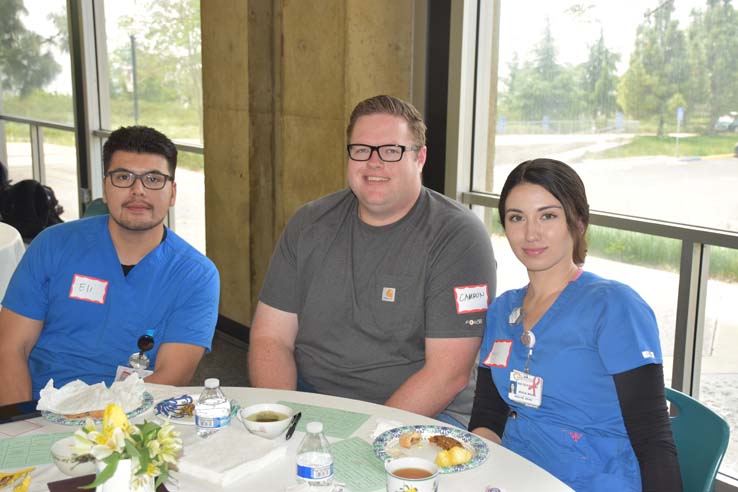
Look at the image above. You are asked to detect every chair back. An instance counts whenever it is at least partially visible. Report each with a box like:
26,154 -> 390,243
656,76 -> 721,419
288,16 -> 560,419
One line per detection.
83,198 -> 109,217
666,387 -> 730,492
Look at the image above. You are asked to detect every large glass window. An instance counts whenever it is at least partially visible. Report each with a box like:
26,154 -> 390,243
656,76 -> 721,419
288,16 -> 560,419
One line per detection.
100,0 -> 204,251
101,0 -> 202,143
467,0 -> 738,482
476,0 -> 738,233
0,0 -> 72,125
702,246 -> 738,478
0,1 -> 77,219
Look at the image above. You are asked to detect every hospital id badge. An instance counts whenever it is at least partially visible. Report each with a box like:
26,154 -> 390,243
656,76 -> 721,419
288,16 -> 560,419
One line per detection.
508,369 -> 543,408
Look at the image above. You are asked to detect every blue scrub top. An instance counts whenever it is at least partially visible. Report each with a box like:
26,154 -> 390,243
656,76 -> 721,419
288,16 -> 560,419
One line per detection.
479,271 -> 663,491
3,215 -> 220,397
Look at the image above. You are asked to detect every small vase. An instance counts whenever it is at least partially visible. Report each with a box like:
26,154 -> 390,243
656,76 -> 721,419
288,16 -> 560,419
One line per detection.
95,459 -> 155,492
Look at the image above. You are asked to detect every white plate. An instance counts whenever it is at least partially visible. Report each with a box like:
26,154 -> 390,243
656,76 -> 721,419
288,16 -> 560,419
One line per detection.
373,424 -> 489,473
42,391 -> 154,426
154,394 -> 240,425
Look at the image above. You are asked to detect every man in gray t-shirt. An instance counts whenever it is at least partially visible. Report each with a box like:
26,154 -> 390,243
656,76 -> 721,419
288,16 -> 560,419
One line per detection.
248,95 -> 496,427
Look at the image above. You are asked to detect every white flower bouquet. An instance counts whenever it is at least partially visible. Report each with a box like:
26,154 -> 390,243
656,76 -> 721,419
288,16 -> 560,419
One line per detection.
74,403 -> 182,490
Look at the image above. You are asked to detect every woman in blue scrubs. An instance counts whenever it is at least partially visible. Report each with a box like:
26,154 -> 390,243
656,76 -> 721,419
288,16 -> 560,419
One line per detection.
469,158 -> 681,491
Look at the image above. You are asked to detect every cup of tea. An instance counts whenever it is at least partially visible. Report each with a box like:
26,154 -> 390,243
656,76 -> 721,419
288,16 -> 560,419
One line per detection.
385,457 -> 439,492
238,403 -> 294,439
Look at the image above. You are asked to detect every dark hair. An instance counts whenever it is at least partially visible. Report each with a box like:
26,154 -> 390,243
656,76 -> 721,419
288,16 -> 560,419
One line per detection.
102,126 -> 178,178
498,158 -> 590,265
346,95 -> 427,146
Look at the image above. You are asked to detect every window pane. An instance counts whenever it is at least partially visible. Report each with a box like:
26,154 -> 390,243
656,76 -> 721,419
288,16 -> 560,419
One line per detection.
43,128 -> 79,220
101,0 -> 203,144
0,0 -> 73,124
4,124 -> 77,221
4,122 -> 34,181
100,0 -> 205,248
172,151 -> 205,254
701,245 -> 738,479
476,1 -> 738,233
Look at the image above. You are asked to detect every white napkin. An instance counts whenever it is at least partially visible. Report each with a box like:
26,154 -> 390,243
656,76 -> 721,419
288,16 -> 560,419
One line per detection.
177,424 -> 287,487
370,417 -> 404,439
37,373 -> 145,414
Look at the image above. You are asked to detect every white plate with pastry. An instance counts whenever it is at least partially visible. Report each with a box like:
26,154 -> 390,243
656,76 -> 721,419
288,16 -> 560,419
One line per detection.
373,424 -> 488,473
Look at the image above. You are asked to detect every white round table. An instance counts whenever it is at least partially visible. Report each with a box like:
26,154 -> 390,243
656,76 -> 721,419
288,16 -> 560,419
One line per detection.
0,222 -> 25,305
7,384 -> 573,492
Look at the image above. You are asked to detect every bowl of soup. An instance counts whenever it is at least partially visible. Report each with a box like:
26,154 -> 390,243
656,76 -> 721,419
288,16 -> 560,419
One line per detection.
238,403 -> 294,439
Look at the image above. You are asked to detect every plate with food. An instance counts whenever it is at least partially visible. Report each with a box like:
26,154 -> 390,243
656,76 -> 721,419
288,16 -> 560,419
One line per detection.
42,391 -> 154,426
154,394 -> 240,425
373,424 -> 488,473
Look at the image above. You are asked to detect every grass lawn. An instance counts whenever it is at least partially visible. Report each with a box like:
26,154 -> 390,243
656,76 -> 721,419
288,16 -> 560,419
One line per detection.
585,134 -> 738,159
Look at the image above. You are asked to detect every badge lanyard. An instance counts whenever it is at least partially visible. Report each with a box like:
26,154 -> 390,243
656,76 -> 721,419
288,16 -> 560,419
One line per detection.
508,306 -> 536,373
508,306 -> 544,408
520,329 -> 536,374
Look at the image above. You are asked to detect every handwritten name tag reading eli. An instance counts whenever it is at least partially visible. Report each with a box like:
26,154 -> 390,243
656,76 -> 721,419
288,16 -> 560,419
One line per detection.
69,274 -> 109,304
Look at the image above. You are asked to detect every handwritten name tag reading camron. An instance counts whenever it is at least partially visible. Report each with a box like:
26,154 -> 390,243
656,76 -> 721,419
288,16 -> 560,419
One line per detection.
454,284 -> 489,314
69,274 -> 109,304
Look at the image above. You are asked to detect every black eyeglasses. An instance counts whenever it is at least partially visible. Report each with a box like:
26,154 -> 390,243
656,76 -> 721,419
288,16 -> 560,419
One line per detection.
105,170 -> 173,190
347,144 -> 421,163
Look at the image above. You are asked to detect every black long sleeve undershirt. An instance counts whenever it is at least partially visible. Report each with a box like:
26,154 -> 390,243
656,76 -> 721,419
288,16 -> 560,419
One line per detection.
468,366 -> 509,438
468,364 -> 683,491
614,363 -> 682,492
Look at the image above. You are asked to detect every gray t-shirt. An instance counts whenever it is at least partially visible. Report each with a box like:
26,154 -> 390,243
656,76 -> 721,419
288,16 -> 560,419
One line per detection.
260,187 -> 496,425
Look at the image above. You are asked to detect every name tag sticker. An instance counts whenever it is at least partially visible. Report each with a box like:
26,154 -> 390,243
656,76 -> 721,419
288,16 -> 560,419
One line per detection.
69,274 -> 109,304
454,284 -> 489,314
483,339 -> 512,368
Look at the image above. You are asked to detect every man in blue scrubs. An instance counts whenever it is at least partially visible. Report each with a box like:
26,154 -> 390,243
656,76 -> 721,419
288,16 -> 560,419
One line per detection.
0,126 -> 220,404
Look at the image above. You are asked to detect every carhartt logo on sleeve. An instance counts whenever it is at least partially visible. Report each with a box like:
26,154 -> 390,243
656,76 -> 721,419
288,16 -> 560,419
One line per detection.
381,287 -> 396,302
454,284 -> 489,314
69,274 -> 109,304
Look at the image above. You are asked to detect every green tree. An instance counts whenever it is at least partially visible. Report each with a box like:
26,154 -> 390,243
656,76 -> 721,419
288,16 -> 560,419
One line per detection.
618,0 -> 690,136
0,0 -> 61,97
686,0 -> 738,129
582,30 -> 620,120
502,19 -> 585,123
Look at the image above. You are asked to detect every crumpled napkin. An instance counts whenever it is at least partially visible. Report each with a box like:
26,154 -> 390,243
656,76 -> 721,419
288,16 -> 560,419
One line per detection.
370,417 -> 404,439
177,424 -> 288,487
37,373 -> 145,414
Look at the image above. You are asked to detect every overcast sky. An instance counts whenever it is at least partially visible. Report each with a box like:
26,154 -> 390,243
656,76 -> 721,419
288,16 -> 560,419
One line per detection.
498,0 -> 707,77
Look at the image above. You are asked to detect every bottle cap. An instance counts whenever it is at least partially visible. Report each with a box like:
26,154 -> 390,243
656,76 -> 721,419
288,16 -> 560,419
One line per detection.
306,421 -> 323,434
204,378 -> 220,388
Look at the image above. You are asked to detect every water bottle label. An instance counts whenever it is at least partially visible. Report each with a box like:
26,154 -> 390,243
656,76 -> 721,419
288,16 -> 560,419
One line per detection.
195,414 -> 231,429
297,463 -> 334,480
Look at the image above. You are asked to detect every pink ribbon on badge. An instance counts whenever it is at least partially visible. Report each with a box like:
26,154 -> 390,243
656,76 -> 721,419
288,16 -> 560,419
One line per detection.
528,377 -> 541,395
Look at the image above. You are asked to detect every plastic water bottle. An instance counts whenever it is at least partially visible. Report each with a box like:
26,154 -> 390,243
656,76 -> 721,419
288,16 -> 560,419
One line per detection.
195,378 -> 231,437
296,421 -> 334,486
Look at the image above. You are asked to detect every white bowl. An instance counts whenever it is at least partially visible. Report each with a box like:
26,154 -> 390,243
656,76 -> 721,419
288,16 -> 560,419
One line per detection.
50,436 -> 96,476
237,403 -> 294,439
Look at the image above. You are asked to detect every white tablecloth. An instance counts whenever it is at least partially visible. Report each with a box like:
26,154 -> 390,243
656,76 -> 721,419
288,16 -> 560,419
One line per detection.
0,222 -> 25,305
2,385 -> 573,492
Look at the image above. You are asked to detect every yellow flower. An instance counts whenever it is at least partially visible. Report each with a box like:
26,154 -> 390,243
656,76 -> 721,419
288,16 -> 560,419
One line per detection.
102,403 -> 132,436
76,403 -> 182,488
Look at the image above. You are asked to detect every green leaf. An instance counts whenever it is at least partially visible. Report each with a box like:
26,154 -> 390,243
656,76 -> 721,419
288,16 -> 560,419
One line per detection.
125,439 -> 142,461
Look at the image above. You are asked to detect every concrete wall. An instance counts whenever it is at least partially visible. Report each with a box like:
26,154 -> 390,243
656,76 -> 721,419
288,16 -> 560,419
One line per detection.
202,1 -> 417,325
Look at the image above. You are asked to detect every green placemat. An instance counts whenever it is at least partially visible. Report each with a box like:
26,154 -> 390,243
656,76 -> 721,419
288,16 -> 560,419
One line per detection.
332,437 -> 386,492
0,432 -> 73,468
277,401 -> 371,439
